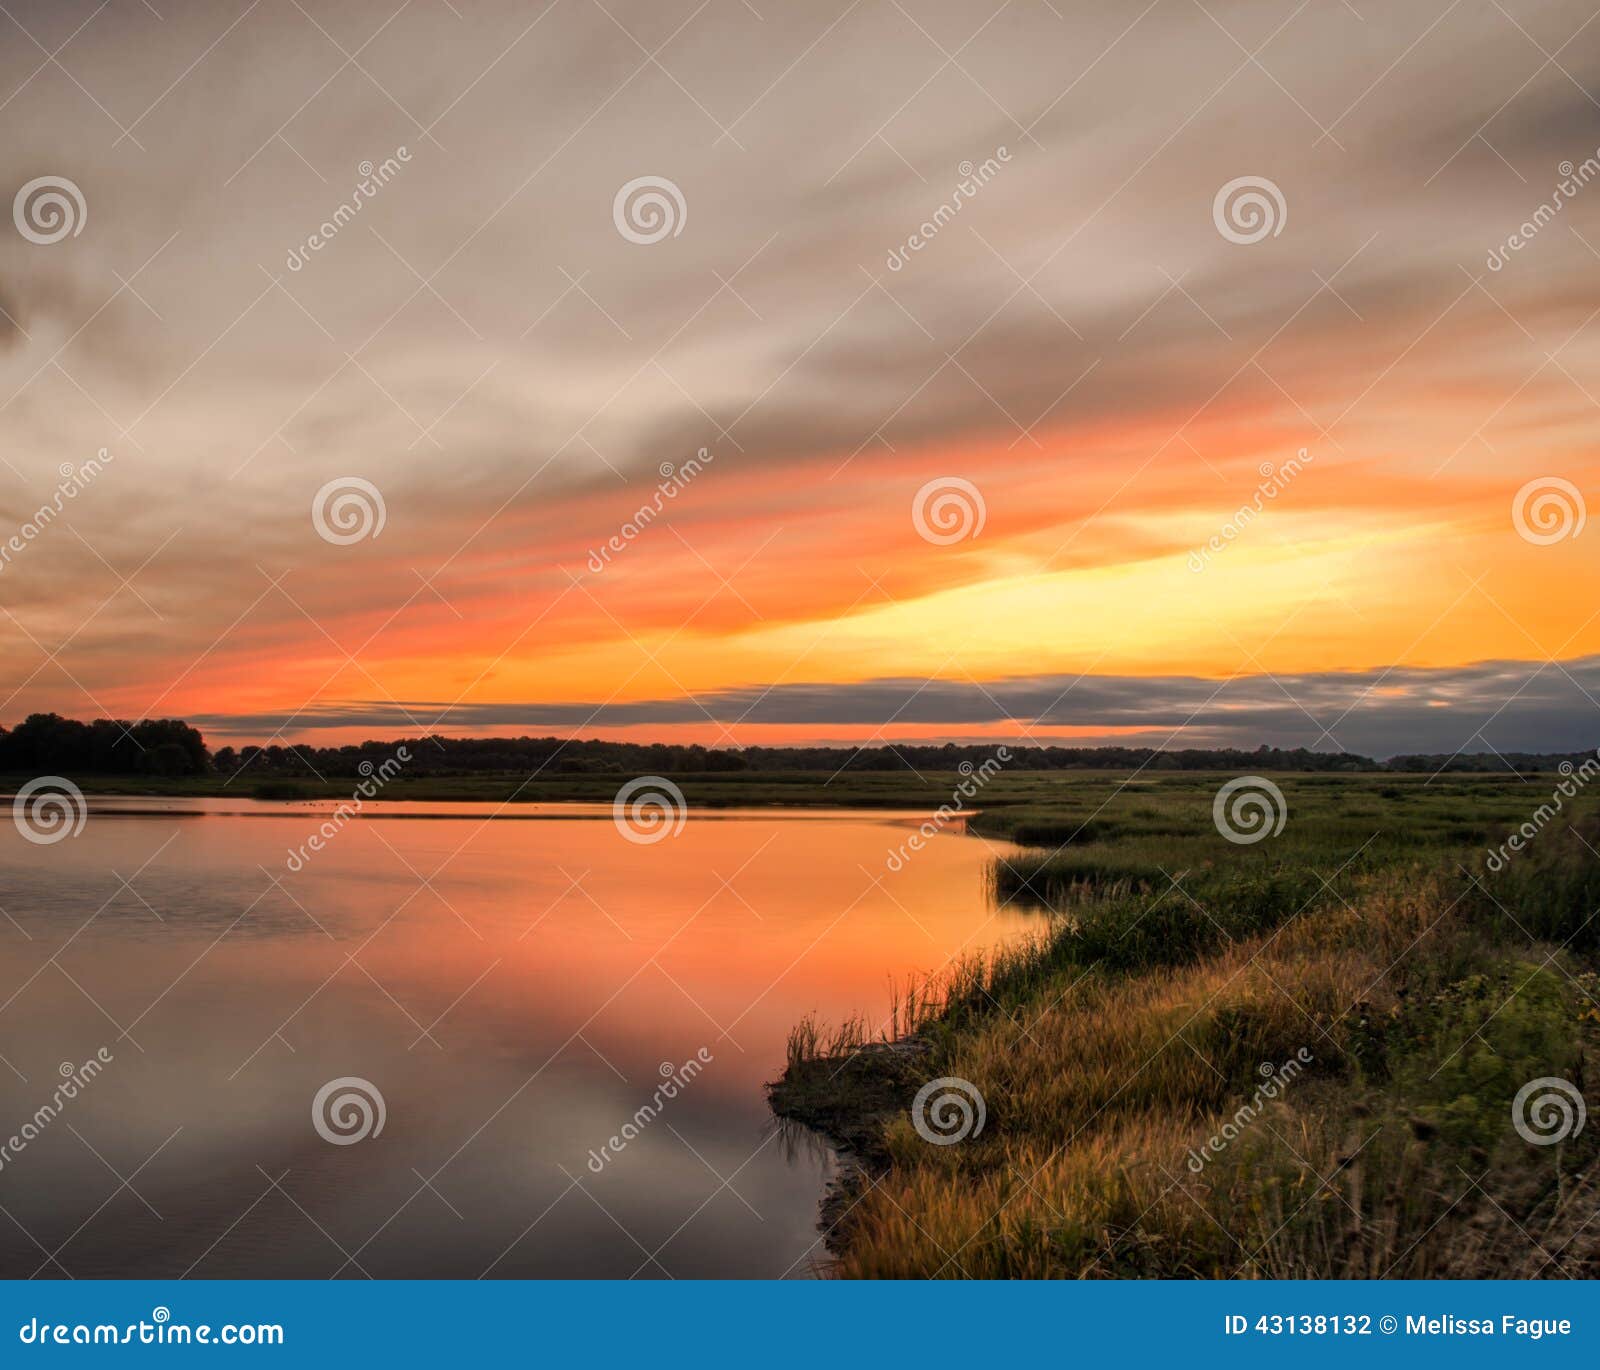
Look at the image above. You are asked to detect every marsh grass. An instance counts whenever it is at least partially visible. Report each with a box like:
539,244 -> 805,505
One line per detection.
773,775 -> 1600,1279
786,1013 -> 870,1068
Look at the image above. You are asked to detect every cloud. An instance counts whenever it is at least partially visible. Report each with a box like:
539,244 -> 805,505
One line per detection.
1,0 -> 1597,743
190,653 -> 1600,759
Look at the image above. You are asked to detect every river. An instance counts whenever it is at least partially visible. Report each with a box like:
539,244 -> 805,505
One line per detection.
0,799 -> 1031,1278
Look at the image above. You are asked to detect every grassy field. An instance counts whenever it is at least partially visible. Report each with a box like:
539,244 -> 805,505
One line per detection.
3,763 -> 1578,811
772,770 -> 1600,1278
0,766 -> 1151,807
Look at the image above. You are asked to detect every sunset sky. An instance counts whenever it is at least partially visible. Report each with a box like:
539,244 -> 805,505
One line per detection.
2,0 -> 1598,756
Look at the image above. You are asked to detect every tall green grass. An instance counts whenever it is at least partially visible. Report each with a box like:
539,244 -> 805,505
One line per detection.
774,779 -> 1600,1279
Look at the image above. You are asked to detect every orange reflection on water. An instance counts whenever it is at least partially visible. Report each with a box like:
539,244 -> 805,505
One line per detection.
0,805 -> 1036,1278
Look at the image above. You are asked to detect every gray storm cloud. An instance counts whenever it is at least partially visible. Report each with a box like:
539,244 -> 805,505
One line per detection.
192,654 -> 1600,760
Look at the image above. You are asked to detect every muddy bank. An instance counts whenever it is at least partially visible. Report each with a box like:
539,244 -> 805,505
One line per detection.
766,1039 -> 931,1259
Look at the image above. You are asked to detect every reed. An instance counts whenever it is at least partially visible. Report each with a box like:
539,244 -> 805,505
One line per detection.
773,787 -> 1600,1279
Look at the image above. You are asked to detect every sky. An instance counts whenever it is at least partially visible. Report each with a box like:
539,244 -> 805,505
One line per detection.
1,0 -> 1598,758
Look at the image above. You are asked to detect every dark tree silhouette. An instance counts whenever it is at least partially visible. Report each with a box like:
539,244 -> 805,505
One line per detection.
1,715 -> 1587,780
0,713 -> 210,776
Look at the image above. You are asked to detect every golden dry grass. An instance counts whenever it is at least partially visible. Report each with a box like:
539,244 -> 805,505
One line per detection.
807,846 -> 1600,1279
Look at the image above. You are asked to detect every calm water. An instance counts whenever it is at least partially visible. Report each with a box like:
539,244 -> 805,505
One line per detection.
0,801 -> 1030,1279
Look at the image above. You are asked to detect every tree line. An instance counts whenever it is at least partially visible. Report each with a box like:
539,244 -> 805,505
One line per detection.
210,737 -> 1385,778
0,713 -> 209,776
1,714 -> 1591,778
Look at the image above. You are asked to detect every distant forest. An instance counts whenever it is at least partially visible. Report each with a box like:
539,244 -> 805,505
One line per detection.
0,712 -> 1592,778
0,713 -> 209,776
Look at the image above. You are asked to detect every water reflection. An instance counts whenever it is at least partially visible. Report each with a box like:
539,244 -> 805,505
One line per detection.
0,805 -> 1029,1278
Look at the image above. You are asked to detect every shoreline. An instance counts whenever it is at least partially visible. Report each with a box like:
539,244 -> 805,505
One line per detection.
0,772 -> 1016,811
762,779 -> 1600,1277
20,802 -> 964,820
766,1039 -> 933,1263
